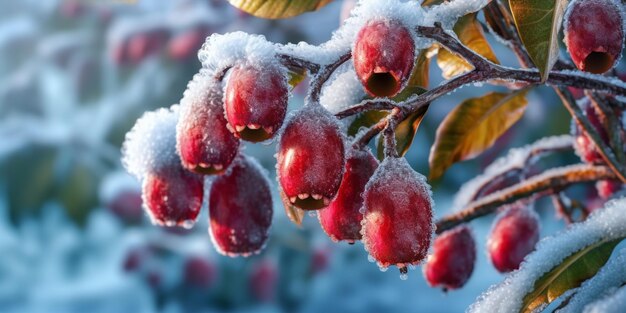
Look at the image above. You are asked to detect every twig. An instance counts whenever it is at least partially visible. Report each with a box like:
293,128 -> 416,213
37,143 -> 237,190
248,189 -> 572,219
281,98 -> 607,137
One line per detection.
308,52 -> 352,103
383,108 -> 401,158
435,164 -> 616,234
277,54 -> 321,74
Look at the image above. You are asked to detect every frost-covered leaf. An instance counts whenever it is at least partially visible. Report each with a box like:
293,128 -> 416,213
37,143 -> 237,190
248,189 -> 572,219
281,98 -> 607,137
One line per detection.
227,0 -> 332,19
521,237 -> 623,313
429,89 -> 529,180
509,0 -> 567,81
348,110 -> 388,137
437,13 -> 499,79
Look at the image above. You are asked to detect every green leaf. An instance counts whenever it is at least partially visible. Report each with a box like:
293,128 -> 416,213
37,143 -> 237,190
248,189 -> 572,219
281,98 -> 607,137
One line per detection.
429,89 -> 530,180
227,0 -> 332,19
437,13 -> 499,79
509,0 -> 568,82
521,237 -> 624,313
377,103 -> 429,160
287,67 -> 306,88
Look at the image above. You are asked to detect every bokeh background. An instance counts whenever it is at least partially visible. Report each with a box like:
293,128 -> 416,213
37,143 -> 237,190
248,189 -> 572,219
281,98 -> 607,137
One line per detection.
0,0 -> 611,312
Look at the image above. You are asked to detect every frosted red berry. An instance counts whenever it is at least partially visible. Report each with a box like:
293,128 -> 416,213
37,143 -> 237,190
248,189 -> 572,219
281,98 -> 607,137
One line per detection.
177,76 -> 240,175
168,26 -> 211,61
361,157 -> 433,272
209,156 -> 273,257
318,148 -> 378,243
249,260 -> 278,302
487,206 -> 540,273
183,256 -> 217,288
224,63 -> 289,142
564,0 -> 624,74
423,226 -> 476,291
107,190 -> 143,223
596,179 -> 623,199
142,166 -> 204,228
353,19 -> 415,97
277,105 -> 345,210
572,99 -> 608,164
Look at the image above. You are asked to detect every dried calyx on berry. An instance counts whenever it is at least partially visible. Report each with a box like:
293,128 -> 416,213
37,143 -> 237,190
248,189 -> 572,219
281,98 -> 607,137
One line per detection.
277,104 -> 346,210
564,0 -> 625,74
353,19 -> 416,97
176,73 -> 240,175
224,62 -> 289,142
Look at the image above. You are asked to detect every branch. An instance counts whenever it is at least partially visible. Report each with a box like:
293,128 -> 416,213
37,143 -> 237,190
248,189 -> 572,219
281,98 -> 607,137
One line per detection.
435,164 -> 616,234
308,52 -> 352,103
277,53 -> 321,74
383,108 -> 401,158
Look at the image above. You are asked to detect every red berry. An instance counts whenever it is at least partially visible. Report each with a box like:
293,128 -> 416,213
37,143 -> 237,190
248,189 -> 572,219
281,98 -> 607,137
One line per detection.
572,99 -> 608,164
249,260 -> 278,302
127,29 -> 169,64
108,190 -> 143,223
123,248 -> 149,272
224,63 -> 289,142
183,256 -> 217,288
277,105 -> 345,210
318,148 -> 378,243
177,76 -> 240,175
168,26 -> 211,61
564,0 -> 624,74
209,156 -> 273,257
423,226 -> 476,291
596,179 -> 623,199
361,157 -> 433,272
487,206 -> 540,273
143,165 -> 204,228
353,19 -> 415,97
311,247 -> 331,274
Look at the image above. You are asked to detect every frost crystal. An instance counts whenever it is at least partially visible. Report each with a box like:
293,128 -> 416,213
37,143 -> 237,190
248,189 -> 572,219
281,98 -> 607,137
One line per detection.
469,198 -> 626,313
583,284 -> 626,313
121,105 -> 180,181
451,135 -> 573,213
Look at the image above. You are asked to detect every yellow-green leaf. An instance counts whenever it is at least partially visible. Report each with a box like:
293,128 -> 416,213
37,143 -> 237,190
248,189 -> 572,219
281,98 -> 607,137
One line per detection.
287,67 -> 306,88
227,0 -> 332,19
408,49 -> 431,89
509,0 -> 567,82
521,237 -> 624,313
429,89 -> 529,180
437,13 -> 499,79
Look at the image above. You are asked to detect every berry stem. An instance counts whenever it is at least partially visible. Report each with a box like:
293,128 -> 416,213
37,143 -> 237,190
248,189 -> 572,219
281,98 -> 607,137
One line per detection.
585,90 -> 626,164
383,108 -> 401,158
435,164 -> 616,234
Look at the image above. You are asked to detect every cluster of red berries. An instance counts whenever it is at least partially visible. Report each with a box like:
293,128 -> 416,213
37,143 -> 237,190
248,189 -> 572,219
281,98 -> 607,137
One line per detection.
123,18 -> 435,275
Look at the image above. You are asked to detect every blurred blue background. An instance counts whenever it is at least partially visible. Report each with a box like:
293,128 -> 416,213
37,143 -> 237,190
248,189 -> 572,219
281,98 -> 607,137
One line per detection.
0,1 -> 599,312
